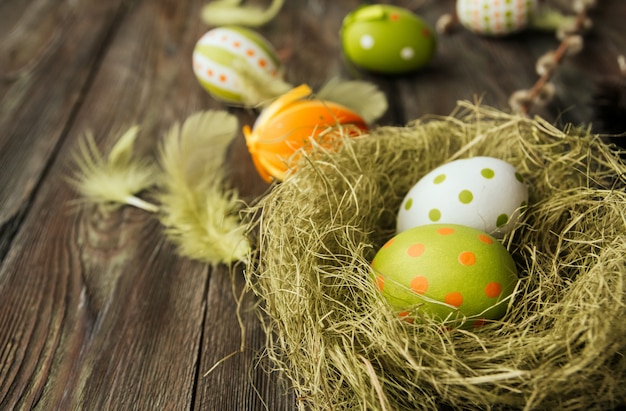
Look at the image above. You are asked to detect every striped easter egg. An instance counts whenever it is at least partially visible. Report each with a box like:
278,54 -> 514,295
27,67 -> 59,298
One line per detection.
456,0 -> 538,36
192,26 -> 281,104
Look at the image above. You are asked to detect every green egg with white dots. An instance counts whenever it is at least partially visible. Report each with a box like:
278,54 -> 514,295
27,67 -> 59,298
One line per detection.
372,224 -> 518,327
397,156 -> 529,238
340,5 -> 437,74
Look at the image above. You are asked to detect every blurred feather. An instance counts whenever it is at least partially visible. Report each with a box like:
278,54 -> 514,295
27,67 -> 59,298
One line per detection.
201,0 -> 285,28
316,77 -> 388,124
68,127 -> 159,212
157,110 -> 249,264
233,59 -> 293,108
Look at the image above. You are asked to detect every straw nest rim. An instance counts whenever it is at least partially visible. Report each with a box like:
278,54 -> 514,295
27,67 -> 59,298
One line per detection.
244,102 -> 626,411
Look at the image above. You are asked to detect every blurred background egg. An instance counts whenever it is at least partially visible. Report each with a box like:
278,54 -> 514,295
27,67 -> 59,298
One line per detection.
456,0 -> 538,36
192,26 -> 282,104
340,4 -> 436,74
397,156 -> 528,237
372,224 -> 518,326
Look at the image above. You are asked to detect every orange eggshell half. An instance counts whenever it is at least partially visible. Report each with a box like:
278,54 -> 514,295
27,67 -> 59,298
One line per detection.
245,99 -> 368,182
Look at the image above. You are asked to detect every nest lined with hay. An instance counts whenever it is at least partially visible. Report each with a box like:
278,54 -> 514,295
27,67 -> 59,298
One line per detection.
245,102 -> 626,411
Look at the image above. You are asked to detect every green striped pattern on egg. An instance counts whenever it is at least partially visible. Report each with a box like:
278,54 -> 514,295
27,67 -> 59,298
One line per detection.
456,0 -> 538,36
192,27 -> 280,103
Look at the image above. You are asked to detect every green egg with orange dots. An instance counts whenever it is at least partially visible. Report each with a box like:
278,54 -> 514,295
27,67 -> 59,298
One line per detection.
340,4 -> 437,74
371,224 -> 518,327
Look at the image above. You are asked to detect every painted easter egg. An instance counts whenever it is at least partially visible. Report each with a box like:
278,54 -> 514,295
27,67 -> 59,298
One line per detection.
372,224 -> 518,326
397,157 -> 528,237
340,5 -> 437,74
456,0 -> 538,36
192,26 -> 281,104
243,85 -> 368,182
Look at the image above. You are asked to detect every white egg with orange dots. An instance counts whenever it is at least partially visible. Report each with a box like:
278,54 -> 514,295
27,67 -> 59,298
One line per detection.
192,26 -> 282,104
371,224 -> 518,327
397,156 -> 528,238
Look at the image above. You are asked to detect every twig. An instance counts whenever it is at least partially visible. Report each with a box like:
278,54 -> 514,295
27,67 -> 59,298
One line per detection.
510,3 -> 595,115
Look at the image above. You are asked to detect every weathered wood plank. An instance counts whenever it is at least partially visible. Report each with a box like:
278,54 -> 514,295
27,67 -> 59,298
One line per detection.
195,265 -> 295,411
0,0 -> 125,259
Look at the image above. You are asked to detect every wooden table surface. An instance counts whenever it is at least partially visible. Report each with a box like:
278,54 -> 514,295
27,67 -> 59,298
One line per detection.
1,0 -> 625,409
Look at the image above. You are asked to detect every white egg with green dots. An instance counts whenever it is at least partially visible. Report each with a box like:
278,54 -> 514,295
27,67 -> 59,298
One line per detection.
397,157 -> 529,237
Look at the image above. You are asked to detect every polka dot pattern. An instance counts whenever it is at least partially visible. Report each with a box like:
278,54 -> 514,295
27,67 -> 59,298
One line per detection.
458,251 -> 476,266
458,190 -> 473,204
456,0 -> 537,36
400,47 -> 415,60
445,292 -> 464,308
371,224 -> 518,324
410,276 -> 428,294
360,34 -> 375,49
397,156 -> 529,237
429,209 -> 441,222
481,168 -> 495,179
485,281 -> 503,298
407,243 -> 425,257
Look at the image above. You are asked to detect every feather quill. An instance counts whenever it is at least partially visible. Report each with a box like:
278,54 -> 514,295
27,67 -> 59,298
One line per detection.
68,126 -> 159,212
157,110 -> 249,265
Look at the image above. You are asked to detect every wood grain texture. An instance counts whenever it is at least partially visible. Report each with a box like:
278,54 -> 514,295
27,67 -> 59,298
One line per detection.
0,0 -> 625,410
0,0 -> 124,256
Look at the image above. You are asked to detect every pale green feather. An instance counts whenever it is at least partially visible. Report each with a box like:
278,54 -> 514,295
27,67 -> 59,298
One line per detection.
157,110 -> 249,265
316,77 -> 389,124
68,128 -> 158,212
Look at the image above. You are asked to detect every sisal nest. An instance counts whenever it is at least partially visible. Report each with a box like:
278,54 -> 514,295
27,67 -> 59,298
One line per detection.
244,101 -> 626,411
